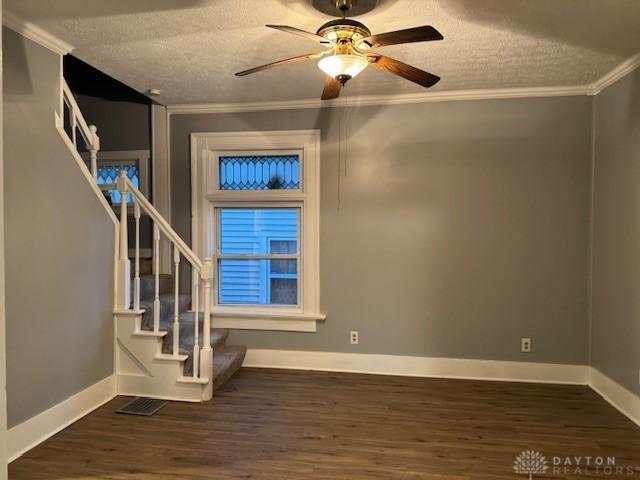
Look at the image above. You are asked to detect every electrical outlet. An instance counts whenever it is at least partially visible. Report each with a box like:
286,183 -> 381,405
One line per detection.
521,337 -> 532,353
350,331 -> 359,345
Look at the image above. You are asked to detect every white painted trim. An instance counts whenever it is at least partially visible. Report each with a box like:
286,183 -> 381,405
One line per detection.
589,368 -> 640,427
2,11 -> 73,55
0,4 -> 7,475
166,53 -> 640,115
216,318 -> 317,332
55,113 -> 118,225
191,130 -> 323,328
7,375 -> 116,462
243,350 -> 589,385
591,53 -> 640,95
168,85 -> 593,115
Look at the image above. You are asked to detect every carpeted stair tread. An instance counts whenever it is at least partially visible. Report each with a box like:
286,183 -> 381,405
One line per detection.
139,293 -> 191,331
162,324 -> 229,357
213,345 -> 246,391
137,274 -> 173,300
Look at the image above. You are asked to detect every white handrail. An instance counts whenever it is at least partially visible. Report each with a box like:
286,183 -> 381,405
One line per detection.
62,80 -> 100,179
121,175 -> 203,270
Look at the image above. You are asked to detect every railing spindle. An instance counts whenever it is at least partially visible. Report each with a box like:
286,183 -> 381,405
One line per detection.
71,113 -> 77,148
173,245 -> 180,356
200,258 -> 213,379
153,224 -> 161,332
133,200 -> 141,311
88,125 -> 99,181
192,273 -> 200,378
117,171 -> 130,310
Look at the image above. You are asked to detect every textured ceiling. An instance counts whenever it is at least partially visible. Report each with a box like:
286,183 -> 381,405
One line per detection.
5,0 -> 640,104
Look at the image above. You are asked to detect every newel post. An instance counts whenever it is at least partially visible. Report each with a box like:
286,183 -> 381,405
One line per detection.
88,125 -> 100,181
200,258 -> 214,380
116,171 -> 131,310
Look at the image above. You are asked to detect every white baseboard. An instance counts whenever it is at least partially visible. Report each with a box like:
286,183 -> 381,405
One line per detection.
7,375 -> 116,462
243,349 -> 589,385
589,367 -> 640,427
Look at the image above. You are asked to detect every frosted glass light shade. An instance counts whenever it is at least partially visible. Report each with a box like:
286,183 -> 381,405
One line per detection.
318,54 -> 368,79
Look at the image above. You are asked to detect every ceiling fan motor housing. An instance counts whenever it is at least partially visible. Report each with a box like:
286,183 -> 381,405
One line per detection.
317,19 -> 372,51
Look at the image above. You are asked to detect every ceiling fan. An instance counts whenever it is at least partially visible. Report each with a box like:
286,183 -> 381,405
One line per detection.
235,0 -> 443,100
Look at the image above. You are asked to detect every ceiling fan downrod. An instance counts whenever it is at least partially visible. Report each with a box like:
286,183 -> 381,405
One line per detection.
336,0 -> 354,17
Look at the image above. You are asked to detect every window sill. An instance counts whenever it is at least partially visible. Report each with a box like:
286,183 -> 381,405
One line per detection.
211,307 -> 325,332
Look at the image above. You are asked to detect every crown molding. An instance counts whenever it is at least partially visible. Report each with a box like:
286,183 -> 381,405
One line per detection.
590,52 -> 640,94
167,51 -> 640,115
167,84 -> 593,115
2,10 -> 74,55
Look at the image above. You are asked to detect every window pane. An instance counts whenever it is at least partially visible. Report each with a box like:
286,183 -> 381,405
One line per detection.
270,278 -> 297,305
97,164 -> 139,205
218,259 -> 298,305
219,155 -> 300,190
219,209 -> 298,255
270,259 -> 297,275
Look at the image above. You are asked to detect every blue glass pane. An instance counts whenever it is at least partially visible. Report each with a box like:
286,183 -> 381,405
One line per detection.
219,209 -> 298,255
96,164 -> 140,205
218,208 -> 299,306
218,259 -> 297,305
219,155 -> 300,190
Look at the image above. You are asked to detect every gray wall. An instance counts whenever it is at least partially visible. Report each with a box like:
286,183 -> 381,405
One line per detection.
73,93 -> 153,250
591,68 -> 640,396
171,95 -> 592,365
3,28 -> 115,427
74,93 -> 150,152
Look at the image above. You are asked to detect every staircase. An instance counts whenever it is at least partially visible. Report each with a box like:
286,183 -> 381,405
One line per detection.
58,78 -> 246,402
115,273 -> 246,401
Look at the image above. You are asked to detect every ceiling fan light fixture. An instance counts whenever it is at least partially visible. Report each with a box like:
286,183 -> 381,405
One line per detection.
318,54 -> 368,83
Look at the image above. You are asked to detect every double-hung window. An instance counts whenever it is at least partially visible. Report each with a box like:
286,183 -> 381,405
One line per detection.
191,131 -> 323,332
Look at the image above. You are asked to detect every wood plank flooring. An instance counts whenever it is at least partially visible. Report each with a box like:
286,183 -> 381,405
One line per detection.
9,368 -> 640,479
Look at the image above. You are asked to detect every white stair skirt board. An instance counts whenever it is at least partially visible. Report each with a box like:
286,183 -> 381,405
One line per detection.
7,375 -> 116,462
589,367 -> 640,427
243,350 -> 589,385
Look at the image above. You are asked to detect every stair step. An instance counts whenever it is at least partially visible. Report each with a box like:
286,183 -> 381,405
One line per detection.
179,328 -> 230,375
139,293 -> 192,332
155,353 -> 188,362
177,375 -> 209,385
133,330 -> 168,338
213,345 -> 247,391
137,274 -> 173,300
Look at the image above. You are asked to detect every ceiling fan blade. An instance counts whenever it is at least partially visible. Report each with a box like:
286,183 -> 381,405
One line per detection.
266,25 -> 334,45
360,26 -> 443,49
235,52 -> 328,76
321,76 -> 341,100
366,54 -> 440,88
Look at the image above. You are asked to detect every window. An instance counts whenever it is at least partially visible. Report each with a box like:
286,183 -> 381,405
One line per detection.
191,131 -> 323,332
218,208 -> 299,306
86,150 -> 150,206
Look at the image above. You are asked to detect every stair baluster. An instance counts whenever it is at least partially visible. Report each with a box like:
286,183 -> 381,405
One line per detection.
200,258 -> 213,379
192,273 -> 200,378
117,172 -> 131,310
153,224 -> 161,332
173,245 -> 180,356
133,201 -> 141,311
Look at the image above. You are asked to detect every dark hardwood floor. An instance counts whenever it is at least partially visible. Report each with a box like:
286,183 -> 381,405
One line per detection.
9,368 -> 640,479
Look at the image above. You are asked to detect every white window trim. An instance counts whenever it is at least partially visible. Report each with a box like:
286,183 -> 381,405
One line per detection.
190,130 -> 324,332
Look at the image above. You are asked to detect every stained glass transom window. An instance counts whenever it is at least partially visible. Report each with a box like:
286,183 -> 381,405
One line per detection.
97,164 -> 140,204
219,155 -> 300,190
